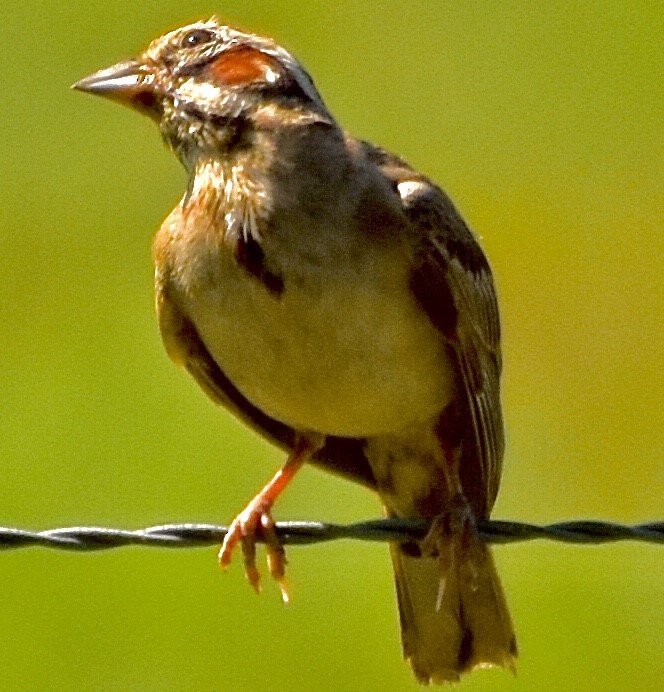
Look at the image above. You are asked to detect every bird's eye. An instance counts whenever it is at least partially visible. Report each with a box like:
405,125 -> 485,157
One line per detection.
181,29 -> 215,49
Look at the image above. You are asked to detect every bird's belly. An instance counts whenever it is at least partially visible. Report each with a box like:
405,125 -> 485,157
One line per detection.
183,260 -> 454,438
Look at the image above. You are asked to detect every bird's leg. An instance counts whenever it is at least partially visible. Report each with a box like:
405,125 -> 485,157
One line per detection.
218,432 -> 325,602
421,442 -> 480,608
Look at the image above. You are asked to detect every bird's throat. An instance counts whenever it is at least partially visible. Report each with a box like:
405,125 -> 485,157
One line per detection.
180,156 -> 284,295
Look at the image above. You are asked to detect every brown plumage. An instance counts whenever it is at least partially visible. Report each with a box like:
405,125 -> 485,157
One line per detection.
74,17 -> 516,683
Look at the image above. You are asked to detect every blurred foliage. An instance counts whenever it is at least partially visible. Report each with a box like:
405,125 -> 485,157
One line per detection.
0,1 -> 662,690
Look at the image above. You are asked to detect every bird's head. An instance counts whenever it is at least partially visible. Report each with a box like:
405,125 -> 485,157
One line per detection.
74,18 -> 333,170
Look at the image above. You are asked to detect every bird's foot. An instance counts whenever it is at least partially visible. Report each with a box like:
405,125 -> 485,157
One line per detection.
218,433 -> 324,602
420,494 -> 482,608
218,496 -> 289,603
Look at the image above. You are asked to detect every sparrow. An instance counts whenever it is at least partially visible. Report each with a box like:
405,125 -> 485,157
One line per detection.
74,18 -> 517,684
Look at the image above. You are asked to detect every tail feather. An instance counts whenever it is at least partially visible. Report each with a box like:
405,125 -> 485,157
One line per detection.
391,538 -> 516,684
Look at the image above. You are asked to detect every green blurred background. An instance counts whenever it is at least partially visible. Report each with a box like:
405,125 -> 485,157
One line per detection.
1,1 -> 661,690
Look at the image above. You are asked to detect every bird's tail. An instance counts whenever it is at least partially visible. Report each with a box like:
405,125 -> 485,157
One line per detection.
390,534 -> 517,684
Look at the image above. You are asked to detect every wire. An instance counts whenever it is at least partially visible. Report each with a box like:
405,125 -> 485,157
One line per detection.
0,519 -> 661,552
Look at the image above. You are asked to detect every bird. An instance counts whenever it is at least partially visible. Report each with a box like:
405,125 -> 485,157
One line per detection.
74,17 -> 517,684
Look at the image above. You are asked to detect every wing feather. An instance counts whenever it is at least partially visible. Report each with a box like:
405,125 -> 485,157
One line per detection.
363,142 -> 504,515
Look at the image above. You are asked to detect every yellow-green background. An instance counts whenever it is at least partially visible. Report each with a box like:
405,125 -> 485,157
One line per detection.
1,2 -> 661,690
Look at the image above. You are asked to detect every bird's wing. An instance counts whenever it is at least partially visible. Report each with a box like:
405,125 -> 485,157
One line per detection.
155,282 -> 376,489
365,143 -> 504,516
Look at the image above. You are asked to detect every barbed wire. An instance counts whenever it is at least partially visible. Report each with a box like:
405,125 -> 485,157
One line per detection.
0,519 -> 662,552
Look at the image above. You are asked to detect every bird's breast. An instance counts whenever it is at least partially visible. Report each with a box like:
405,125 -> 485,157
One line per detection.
160,207 -> 455,438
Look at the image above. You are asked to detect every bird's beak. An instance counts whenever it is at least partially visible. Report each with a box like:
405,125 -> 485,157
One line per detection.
72,59 -> 161,120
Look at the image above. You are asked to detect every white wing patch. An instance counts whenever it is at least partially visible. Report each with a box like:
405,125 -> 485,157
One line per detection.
397,180 -> 429,202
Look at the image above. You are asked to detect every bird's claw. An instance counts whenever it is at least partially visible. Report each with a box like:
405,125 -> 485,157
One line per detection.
218,501 -> 290,602
420,493 -> 482,607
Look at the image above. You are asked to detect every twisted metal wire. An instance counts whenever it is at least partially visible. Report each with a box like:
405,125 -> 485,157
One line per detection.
0,519 -> 662,552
